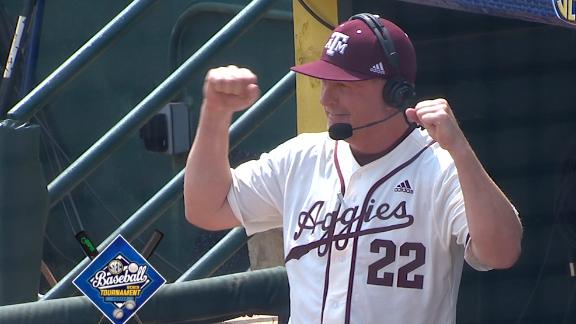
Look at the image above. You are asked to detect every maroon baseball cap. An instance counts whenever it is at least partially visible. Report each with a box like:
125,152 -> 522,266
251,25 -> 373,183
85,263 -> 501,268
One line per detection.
291,15 -> 416,83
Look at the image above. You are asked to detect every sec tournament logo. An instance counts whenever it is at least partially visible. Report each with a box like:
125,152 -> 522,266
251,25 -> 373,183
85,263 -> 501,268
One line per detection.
553,0 -> 576,25
73,235 -> 166,324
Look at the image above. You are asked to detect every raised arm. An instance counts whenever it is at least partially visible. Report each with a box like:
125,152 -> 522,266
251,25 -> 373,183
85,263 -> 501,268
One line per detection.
184,65 -> 260,230
406,99 -> 523,269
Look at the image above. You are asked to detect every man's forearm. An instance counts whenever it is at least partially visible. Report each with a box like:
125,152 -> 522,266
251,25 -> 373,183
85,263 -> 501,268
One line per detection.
450,143 -> 523,269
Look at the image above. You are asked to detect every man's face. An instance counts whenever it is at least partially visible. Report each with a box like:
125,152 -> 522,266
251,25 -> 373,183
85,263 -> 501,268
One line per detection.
320,78 -> 391,129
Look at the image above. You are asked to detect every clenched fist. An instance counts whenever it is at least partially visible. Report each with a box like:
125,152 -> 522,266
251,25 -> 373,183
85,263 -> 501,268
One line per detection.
405,99 -> 469,153
203,65 -> 260,114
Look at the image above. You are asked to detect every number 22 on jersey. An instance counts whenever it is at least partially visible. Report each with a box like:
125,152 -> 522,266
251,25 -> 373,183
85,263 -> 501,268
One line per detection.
367,239 -> 426,289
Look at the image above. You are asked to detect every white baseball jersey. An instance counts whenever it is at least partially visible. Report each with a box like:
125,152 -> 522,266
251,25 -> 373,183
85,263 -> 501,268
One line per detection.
227,128 -> 491,324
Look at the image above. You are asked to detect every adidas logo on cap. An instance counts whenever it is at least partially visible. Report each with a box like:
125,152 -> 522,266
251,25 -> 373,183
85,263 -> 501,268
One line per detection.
369,62 -> 385,75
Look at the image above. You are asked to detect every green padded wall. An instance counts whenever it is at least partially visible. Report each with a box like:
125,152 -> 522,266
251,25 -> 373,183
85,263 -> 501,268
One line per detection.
0,123 -> 48,305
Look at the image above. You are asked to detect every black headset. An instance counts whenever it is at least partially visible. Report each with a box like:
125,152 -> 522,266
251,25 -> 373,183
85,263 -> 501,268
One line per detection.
349,13 -> 416,109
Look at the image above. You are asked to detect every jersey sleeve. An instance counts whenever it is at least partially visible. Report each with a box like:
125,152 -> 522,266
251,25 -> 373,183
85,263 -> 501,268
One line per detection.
436,164 -> 493,271
227,139 -> 295,236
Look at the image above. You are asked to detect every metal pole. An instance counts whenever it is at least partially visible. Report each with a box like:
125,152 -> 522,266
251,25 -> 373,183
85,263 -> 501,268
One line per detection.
168,2 -> 292,101
229,71 -> 296,149
169,2 -> 292,72
176,227 -> 248,282
21,0 -> 45,95
41,71 -> 295,300
6,0 -> 159,122
46,0 -> 279,207
40,170 -> 183,300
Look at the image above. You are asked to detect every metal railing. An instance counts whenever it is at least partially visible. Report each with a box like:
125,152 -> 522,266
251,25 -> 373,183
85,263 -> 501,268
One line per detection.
45,0 -> 279,207
1,0 -> 292,301
6,0 -> 160,122
176,227 -> 249,282
41,71 -> 295,300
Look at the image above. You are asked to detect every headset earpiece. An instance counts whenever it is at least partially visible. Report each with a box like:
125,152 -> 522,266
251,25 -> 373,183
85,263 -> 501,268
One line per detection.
383,78 -> 415,109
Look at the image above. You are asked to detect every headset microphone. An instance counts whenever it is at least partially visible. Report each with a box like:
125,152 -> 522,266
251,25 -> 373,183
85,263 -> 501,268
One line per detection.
328,110 -> 401,140
328,123 -> 353,140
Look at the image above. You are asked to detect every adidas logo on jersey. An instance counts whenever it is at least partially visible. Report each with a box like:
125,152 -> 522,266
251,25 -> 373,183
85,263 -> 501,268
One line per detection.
369,62 -> 385,75
394,180 -> 413,194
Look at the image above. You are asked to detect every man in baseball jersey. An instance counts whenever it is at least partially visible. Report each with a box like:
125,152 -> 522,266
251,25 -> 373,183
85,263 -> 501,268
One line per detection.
184,14 -> 523,324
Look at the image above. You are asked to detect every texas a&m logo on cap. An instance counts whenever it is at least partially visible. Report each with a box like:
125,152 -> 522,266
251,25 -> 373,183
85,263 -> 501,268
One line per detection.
324,31 -> 350,56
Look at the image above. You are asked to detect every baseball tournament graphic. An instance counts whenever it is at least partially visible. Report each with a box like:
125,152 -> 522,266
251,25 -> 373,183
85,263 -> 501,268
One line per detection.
73,235 -> 166,324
